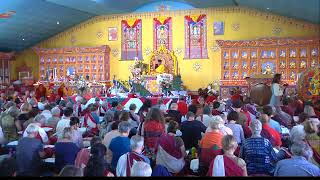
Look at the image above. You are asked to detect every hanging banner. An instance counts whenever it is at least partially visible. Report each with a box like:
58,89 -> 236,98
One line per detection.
153,17 -> 172,50
184,14 -> 208,59
121,19 -> 142,60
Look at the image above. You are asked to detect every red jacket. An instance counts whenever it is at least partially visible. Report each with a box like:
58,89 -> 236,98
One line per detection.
177,101 -> 188,116
262,123 -> 282,147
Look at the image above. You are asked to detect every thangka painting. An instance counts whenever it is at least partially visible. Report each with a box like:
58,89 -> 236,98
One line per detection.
261,61 -> 276,75
214,22 -> 224,35
121,19 -> 142,60
108,27 -> 117,41
153,17 -> 172,50
184,14 -> 208,59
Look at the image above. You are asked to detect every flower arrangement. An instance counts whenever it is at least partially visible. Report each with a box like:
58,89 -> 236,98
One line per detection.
131,57 -> 148,85
207,80 -> 220,95
156,73 -> 173,94
133,57 -> 148,75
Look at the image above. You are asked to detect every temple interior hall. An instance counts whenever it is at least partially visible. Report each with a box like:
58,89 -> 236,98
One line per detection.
0,0 -> 319,177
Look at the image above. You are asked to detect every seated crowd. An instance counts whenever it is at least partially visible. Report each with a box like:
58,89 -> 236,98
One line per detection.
0,90 -> 319,177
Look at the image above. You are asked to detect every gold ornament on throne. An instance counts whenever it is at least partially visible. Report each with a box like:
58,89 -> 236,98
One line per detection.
148,45 -> 178,75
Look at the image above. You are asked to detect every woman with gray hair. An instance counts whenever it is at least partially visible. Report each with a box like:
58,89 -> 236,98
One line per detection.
54,127 -> 80,171
274,141 -> 319,176
200,120 -> 224,149
16,124 -> 47,176
130,161 -> 152,177
304,104 -> 317,118
23,114 -> 49,144
239,120 -> 278,176
45,106 -> 61,128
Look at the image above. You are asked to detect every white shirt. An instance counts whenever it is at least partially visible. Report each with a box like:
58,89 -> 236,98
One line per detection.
116,152 -> 149,177
103,130 -> 120,164
72,129 -> 84,148
55,116 -> 71,139
23,123 -> 49,143
272,83 -> 283,96
116,153 -> 130,177
41,110 -> 52,121
198,114 -> 215,127
220,125 -> 233,136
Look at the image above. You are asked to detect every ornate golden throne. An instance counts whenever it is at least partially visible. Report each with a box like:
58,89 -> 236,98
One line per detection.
148,45 -> 178,75
144,45 -> 179,95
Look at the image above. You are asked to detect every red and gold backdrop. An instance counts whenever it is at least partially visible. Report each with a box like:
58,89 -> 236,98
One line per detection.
217,38 -> 320,99
33,45 -> 110,82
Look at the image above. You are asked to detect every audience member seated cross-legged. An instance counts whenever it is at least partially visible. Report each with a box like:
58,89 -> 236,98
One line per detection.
304,102 -> 318,118
139,107 -> 165,161
16,124 -> 47,176
290,112 -> 308,143
156,121 -> 186,174
303,120 -> 320,166
109,121 -> 131,173
274,141 -> 320,176
119,110 -> 137,138
166,103 -> 182,125
239,120 -> 278,176
213,115 -> 233,136
54,127 -> 80,172
197,105 -> 214,127
23,114 -> 49,144
55,107 -> 73,139
116,135 -> 150,177
45,107 -> 61,129
83,104 -> 100,136
69,117 -> 83,148
207,135 -> 247,176
84,143 -> 114,177
263,105 -> 282,133
226,111 -> 245,145
17,102 -> 32,129
74,136 -> 102,169
200,120 -> 223,150
102,121 -> 120,165
211,101 -> 223,116
232,100 -> 252,138
128,103 -> 140,131
23,108 -> 39,130
177,95 -> 188,117
260,113 -> 282,149
181,112 -> 206,150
